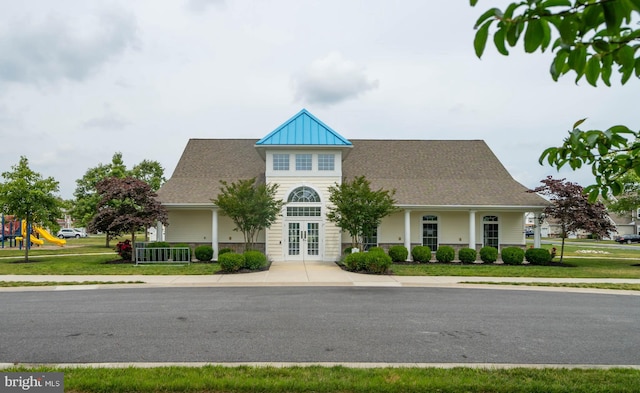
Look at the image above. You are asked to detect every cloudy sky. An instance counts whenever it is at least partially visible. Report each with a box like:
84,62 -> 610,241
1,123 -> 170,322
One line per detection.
0,0 -> 636,199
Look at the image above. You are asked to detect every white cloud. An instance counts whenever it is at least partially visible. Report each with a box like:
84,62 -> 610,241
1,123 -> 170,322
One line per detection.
292,52 -> 379,106
0,7 -> 138,86
0,1 -> 635,200
185,0 -> 225,13
83,113 -> 130,130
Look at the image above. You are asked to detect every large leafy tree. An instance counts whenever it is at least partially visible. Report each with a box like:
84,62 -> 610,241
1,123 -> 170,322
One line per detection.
71,152 -> 165,231
471,0 -> 639,200
89,177 -> 168,261
212,178 -> 285,251
326,176 -> 398,250
530,176 -> 615,262
0,156 -> 63,262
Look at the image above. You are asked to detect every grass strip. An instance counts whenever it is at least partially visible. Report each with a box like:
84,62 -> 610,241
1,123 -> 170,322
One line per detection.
0,281 -> 144,287
461,282 -> 640,291
391,258 -> 640,278
4,365 -> 640,393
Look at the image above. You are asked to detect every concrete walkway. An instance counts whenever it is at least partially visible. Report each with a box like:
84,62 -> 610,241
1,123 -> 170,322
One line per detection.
1,260 -> 639,294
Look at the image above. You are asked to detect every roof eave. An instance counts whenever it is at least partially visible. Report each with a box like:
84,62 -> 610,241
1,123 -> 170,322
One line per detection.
395,204 -> 549,212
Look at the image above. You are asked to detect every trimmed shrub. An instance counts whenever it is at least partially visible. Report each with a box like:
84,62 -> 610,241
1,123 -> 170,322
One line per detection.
411,246 -> 431,263
243,250 -> 267,270
115,240 -> 132,261
171,243 -> 191,261
388,245 -> 408,262
194,245 -> 214,262
458,247 -> 477,263
480,246 -> 498,263
435,246 -> 455,263
147,241 -> 170,248
525,247 -> 552,265
344,252 -> 367,272
218,248 -> 233,256
218,252 -> 245,272
364,251 -> 392,274
344,247 -> 354,255
501,246 -> 525,265
367,246 -> 385,253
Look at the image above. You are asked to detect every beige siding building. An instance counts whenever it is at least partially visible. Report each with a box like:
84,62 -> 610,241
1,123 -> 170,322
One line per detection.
157,109 -> 549,261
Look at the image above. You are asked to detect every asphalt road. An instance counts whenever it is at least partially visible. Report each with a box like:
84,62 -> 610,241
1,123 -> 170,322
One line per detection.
1,287 -> 638,365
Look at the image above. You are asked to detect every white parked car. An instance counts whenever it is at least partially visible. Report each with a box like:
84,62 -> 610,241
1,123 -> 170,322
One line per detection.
57,228 -> 88,239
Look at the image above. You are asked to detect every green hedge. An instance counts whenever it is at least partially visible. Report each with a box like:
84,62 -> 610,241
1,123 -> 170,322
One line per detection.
501,246 -> 524,265
344,252 -> 367,272
480,246 -> 498,263
458,247 -> 477,263
194,245 -> 213,261
411,246 -> 431,263
435,246 -> 455,263
219,252 -> 245,272
525,247 -> 552,265
364,251 -> 392,274
343,251 -> 391,274
218,248 -> 233,256
388,245 -> 408,262
243,250 -> 267,270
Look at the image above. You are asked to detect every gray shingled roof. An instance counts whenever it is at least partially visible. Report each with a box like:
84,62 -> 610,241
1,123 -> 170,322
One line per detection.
157,138 -> 548,208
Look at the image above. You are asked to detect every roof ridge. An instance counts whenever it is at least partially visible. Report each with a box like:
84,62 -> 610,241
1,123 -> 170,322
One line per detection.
256,109 -> 352,146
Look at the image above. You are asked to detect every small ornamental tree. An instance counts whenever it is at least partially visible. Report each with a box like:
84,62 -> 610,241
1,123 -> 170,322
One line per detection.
71,152 -> 165,246
0,156 -> 64,262
212,178 -> 284,251
327,176 -> 398,250
529,176 -> 615,263
89,177 -> 168,262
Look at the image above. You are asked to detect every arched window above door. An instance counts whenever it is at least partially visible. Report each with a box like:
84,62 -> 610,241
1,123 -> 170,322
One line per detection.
288,186 -> 321,203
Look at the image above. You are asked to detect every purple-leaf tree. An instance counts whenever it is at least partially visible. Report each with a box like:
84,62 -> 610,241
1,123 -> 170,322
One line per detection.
89,177 -> 168,261
529,176 -> 615,263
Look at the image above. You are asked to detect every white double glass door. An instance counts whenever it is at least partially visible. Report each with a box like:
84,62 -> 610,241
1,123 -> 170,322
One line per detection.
287,221 -> 321,260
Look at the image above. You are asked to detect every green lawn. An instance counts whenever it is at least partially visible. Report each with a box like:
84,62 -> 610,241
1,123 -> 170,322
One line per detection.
391,258 -> 640,278
4,365 -> 638,393
0,235 -> 221,275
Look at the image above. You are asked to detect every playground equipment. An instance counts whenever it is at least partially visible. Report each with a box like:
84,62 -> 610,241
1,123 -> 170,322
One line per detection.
14,220 -> 66,247
1,215 -> 21,248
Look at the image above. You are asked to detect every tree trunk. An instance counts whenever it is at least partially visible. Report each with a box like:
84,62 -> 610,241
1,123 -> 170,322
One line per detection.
131,231 -> 136,262
560,237 -> 566,264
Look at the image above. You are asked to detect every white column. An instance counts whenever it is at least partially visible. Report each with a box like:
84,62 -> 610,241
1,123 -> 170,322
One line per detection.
469,210 -> 476,250
211,209 -> 219,261
404,209 -> 411,261
534,213 -> 541,248
156,221 -> 163,241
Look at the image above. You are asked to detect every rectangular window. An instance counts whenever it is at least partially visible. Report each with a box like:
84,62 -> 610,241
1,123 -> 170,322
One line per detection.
296,154 -> 312,171
318,154 -> 335,171
273,154 -> 289,171
422,223 -> 438,252
363,227 -> 378,251
286,207 -> 321,217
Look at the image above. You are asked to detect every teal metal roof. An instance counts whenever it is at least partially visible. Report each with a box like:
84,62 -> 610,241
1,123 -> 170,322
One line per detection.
256,109 -> 352,146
